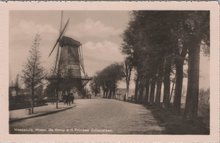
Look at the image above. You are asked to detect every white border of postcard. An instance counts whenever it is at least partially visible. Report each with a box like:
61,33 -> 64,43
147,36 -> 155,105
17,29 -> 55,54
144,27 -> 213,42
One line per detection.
0,1 -> 219,143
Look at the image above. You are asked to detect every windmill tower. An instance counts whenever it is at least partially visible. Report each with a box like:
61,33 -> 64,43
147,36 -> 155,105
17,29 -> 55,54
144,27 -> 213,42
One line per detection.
48,12 -> 91,102
58,36 -> 82,78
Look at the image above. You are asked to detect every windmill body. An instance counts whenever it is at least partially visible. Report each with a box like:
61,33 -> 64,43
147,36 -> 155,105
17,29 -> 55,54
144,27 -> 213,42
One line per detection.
56,36 -> 90,97
48,18 -> 91,98
59,36 -> 81,78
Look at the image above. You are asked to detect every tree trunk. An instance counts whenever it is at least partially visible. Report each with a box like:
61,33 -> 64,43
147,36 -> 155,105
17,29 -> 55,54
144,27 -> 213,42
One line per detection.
55,89 -> 59,109
126,78 -> 130,101
113,88 -> 116,99
155,78 -> 162,106
144,78 -> 150,105
134,74 -> 140,103
105,89 -> 109,98
125,85 -> 129,101
31,85 -> 34,114
138,78 -> 144,104
105,89 -> 108,98
103,90 -> 105,98
149,79 -> 156,105
125,66 -> 132,101
163,59 -> 171,108
108,90 -> 112,99
174,44 -> 187,114
184,37 -> 200,120
174,60 -> 184,114
109,90 -> 112,99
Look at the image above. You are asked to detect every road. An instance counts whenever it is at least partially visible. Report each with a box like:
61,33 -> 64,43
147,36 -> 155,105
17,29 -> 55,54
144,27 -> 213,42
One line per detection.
10,98 -> 165,134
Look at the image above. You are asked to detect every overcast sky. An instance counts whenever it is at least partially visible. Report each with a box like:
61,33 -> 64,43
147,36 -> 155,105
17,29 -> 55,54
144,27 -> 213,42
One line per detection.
9,11 -> 209,90
9,11 -> 130,84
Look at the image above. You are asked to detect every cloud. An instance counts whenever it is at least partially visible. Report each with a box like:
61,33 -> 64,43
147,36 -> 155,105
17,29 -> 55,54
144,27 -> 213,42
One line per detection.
9,19 -> 125,82
11,20 -> 57,37
84,40 -> 119,52
10,20 -> 60,81
66,18 -> 123,39
82,40 -> 124,76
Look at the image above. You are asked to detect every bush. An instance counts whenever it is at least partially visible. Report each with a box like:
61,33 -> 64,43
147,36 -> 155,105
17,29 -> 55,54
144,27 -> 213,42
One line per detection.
9,95 -> 47,110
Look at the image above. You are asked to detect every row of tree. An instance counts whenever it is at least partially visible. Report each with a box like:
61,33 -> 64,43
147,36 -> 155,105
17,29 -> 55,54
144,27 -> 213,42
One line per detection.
121,11 -> 209,120
90,63 -> 124,99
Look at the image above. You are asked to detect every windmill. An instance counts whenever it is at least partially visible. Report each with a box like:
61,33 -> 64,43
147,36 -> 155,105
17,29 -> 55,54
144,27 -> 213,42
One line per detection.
48,12 -> 91,105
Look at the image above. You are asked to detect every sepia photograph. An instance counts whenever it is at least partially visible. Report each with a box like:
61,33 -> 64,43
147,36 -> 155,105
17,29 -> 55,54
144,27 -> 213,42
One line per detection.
8,10 -> 212,135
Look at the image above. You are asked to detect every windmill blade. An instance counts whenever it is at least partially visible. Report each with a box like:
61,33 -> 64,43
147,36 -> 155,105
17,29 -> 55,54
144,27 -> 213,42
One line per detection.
53,11 -> 64,73
79,63 -> 86,76
48,39 -> 59,57
78,45 -> 86,75
48,18 -> 70,57
53,45 -> 60,73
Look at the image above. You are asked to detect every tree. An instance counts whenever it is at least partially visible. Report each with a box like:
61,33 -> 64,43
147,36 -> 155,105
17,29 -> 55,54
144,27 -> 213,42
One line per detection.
184,11 -> 209,120
22,34 -> 44,114
155,63 -> 163,105
90,75 -> 100,96
173,39 -> 188,113
122,11 -> 177,105
123,57 -> 133,100
121,11 -> 210,118
92,63 -> 124,99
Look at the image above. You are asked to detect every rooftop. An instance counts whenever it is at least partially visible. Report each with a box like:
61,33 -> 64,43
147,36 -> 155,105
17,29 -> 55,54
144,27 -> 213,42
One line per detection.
59,36 -> 81,48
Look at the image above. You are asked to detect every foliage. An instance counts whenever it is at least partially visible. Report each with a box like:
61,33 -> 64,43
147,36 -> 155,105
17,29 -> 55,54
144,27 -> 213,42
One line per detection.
121,11 -> 209,120
21,34 -> 45,113
91,63 -> 124,98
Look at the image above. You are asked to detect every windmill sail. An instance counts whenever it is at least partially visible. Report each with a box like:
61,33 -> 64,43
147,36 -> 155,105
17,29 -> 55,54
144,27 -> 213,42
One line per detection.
48,19 -> 70,57
47,13 -> 91,98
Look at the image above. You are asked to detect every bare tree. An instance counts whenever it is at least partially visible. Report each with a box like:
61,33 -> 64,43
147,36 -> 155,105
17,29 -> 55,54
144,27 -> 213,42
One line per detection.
22,34 -> 44,114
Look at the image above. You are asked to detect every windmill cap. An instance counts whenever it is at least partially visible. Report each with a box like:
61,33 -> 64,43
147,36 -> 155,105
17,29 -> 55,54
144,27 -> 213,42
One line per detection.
59,36 -> 81,47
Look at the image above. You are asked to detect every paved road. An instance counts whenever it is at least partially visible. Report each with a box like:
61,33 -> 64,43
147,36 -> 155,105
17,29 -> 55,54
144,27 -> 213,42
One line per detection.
10,99 -> 165,134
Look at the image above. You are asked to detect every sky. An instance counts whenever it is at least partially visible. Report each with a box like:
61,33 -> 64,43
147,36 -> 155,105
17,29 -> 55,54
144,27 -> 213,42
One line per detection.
9,11 -> 130,85
9,11 -> 209,90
